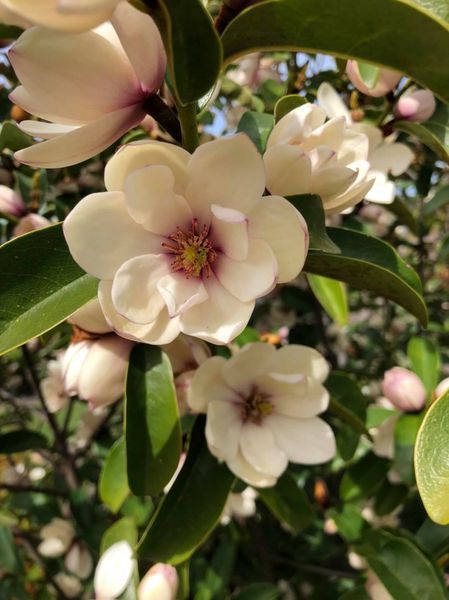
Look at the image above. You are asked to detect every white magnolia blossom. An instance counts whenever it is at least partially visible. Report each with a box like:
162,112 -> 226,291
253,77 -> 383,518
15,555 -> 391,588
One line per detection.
138,563 -> 179,600
94,541 -> 135,600
221,487 -> 258,525
317,83 -> 414,204
65,541 -> 93,579
53,573 -> 83,599
263,102 -> 374,214
64,134 -> 309,345
9,2 -> 166,168
227,52 -> 282,88
0,0 -> 121,31
381,366 -> 426,412
188,342 -> 336,487
38,518 -> 75,558
68,297 -> 114,335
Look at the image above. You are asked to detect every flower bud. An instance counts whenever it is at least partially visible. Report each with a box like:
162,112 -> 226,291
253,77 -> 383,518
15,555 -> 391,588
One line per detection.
138,563 -> 179,600
436,377 -> 449,399
394,89 -> 436,122
346,60 -> 402,97
13,213 -> 50,237
68,297 -> 113,335
38,518 -> 75,558
0,185 -> 25,217
94,541 -> 134,600
381,367 -> 426,412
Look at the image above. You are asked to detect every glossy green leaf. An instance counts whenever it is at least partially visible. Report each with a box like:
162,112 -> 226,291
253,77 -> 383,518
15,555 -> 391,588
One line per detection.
374,480 -> 408,516
423,185 -> 449,216
415,389 -> 449,524
0,430 -> 48,454
394,103 -> 449,162
394,413 -> 423,485
407,336 -> 440,394
0,224 -> 98,356
222,0 -> 449,103
259,471 -> 315,534
237,111 -> 274,153
340,453 -> 390,502
356,529 -> 448,599
100,517 -> 138,554
339,587 -> 370,600
328,504 -> 365,542
99,438 -> 130,513
0,527 -> 17,574
138,417 -> 235,564
274,94 -> 307,122
304,227 -> 428,326
0,122 -> 33,153
307,274 -> 348,326
416,518 -> 449,557
232,583 -> 279,600
288,195 -> 340,253
357,62 -> 381,88
125,345 -> 181,496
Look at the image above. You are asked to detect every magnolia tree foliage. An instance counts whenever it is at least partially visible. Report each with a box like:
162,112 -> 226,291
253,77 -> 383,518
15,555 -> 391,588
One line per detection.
0,0 -> 449,599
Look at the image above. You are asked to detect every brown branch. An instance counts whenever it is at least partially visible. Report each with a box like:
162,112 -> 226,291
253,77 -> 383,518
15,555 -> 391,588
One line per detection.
0,483 -> 70,498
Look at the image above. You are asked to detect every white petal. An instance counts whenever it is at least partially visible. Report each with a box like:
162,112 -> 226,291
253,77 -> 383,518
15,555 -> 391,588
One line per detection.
180,273 -> 255,344
105,140 -> 190,194
124,165 -> 192,234
111,254 -> 168,324
63,341 -> 91,395
337,129 -> 370,164
186,134 -> 265,224
210,204 -> 248,261
268,345 -> 329,382
267,414 -> 336,465
18,120 -> 78,139
369,142 -> 414,176
365,171 -> 396,204
300,116 -> 345,153
94,541 -> 134,600
15,104 -> 145,168
38,538 -> 67,558
317,82 -> 352,124
248,196 -> 308,283
63,191 -> 160,280
157,273 -> 208,317
352,122 -> 383,151
187,356 -> 233,413
264,144 -> 312,197
206,400 -> 242,461
270,379 -> 330,418
227,451 -> 278,488
215,238 -> 277,302
267,103 -> 326,148
311,165 -> 357,200
221,343 -> 277,395
68,297 -> 112,334
240,423 -> 288,478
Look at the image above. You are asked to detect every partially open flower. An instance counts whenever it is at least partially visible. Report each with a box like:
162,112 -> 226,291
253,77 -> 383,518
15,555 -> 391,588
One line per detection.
138,563 -> 179,600
188,343 -> 336,487
381,367 -> 426,412
394,89 -> 436,122
263,103 -> 374,214
0,185 -> 25,217
9,2 -> 166,168
38,518 -> 75,558
94,541 -> 134,600
64,134 -> 309,345
346,61 -> 402,97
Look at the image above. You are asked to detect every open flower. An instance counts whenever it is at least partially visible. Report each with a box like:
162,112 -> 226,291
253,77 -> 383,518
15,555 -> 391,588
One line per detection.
64,134 -> 309,345
38,518 -> 75,558
9,2 -> 166,168
188,343 -> 336,487
263,102 -> 374,214
317,83 -> 414,204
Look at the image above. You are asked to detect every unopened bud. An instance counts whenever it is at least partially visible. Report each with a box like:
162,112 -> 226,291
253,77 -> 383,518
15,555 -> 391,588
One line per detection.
94,541 -> 134,600
138,563 -> 178,600
13,213 -> 50,237
346,60 -> 402,97
381,367 -> 426,412
394,89 -> 436,122
0,185 -> 25,217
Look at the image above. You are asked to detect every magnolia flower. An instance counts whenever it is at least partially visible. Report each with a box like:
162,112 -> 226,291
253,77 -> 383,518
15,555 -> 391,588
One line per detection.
68,297 -> 113,335
369,398 -> 399,460
0,0 -> 121,31
263,103 -> 374,214
436,377 -> 449,398
65,542 -> 93,579
138,563 -> 179,600
188,342 -> 336,487
227,53 -> 281,88
381,367 -> 426,412
13,213 -> 50,236
94,541 -> 134,600
9,2 -> 166,168
366,570 -> 393,600
317,83 -> 414,204
38,518 -> 75,558
346,61 -> 401,97
41,353 -> 69,412
221,487 -> 258,525
0,185 -> 25,217
394,89 -> 436,122
64,134 -> 309,345
53,573 -> 83,599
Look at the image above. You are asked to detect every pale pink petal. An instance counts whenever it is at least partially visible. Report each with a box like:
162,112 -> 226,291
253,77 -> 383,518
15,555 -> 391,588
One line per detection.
337,129 -> 370,164
221,343 -> 277,395
271,379 -> 330,419
10,86 -> 80,127
157,273 -> 208,317
68,297 -> 113,335
18,120 -> 78,139
187,356 -> 234,413
311,165 -> 357,200
369,142 -> 414,176
63,191 -> 160,280
352,122 -> 383,150
268,345 -> 329,382
210,204 -> 249,261
62,341 -> 91,395
264,144 -> 312,196
267,103 -> 326,148
317,82 -> 352,123
227,451 -> 277,488
240,423 -> 288,478
300,117 -> 345,153
206,400 -> 242,461
364,171 -> 396,204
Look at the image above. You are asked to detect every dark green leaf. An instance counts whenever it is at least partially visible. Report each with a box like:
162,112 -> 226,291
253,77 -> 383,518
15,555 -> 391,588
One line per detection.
386,197 -> 419,235
340,452 -> 390,502
100,517 -> 138,554
0,430 -> 48,454
394,103 -> 449,162
374,480 -> 408,516
0,122 -> 33,153
423,185 -> 449,216
0,527 -> 18,574
274,94 -> 307,122
339,587 -> 370,600
407,336 -> 440,395
99,437 -> 130,513
357,62 -> 381,89
232,583 -> 279,600
237,112 -> 274,153
288,195 -> 340,253
328,504 -> 366,541
416,518 -> 449,558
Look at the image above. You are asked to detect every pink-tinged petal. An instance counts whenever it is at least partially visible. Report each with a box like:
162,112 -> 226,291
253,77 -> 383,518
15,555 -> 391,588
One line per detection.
215,238 -> 277,302
240,423 -> 288,478
111,2 -> 166,93
210,204 -> 249,261
9,87 -> 78,127
317,82 -> 352,124
221,342 -> 276,396
157,273 -> 208,317
99,280 -> 181,345
369,142 -> 414,176
186,134 -> 265,224
324,175 -> 374,215
63,191 -> 160,280
206,400 -> 242,461
267,103 -> 326,148
9,28 -> 140,123
271,379 -> 330,419
266,414 -> 336,465
248,195 -> 308,283
227,451 -> 277,488
68,297 -> 113,335
62,341 -> 91,395
15,104 -> 145,169
264,144 -> 312,196
268,345 -> 329,382
111,255 -> 168,324
180,273 -> 255,344
105,140 -> 190,194
300,116 -> 346,153
18,120 -> 78,139
364,171 -> 396,204
187,356 -> 234,413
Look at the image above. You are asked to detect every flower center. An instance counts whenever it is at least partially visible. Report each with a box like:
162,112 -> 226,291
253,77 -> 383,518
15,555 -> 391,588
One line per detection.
242,388 -> 273,424
162,219 -> 217,279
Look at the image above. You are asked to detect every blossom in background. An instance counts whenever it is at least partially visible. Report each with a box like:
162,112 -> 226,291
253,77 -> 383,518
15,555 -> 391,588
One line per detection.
227,52 -> 282,88
64,541 -> 93,579
94,541 -> 135,600
0,184 -> 25,217
53,573 -> 83,599
394,89 -> 436,122
221,487 -> 258,525
263,102 -> 374,214
188,343 -> 336,487
346,60 -> 401,97
9,2 -> 166,168
369,397 -> 399,461
317,82 -> 414,204
64,134 -> 309,345
38,518 -> 75,558
138,563 -> 179,600
13,213 -> 50,236
381,367 -> 426,412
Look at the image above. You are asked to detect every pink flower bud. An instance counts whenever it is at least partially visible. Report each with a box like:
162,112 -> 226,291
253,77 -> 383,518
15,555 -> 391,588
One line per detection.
394,89 -> 436,122
13,213 -> 50,237
346,60 -> 402,97
381,367 -> 426,412
138,563 -> 178,600
0,185 -> 25,217
436,377 -> 449,399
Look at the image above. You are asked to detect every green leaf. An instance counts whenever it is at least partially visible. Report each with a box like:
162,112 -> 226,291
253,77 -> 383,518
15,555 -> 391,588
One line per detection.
340,452 -> 390,502
356,529 -> 448,599
232,583 -> 279,600
274,94 -> 307,122
152,0 -> 222,104
0,430 -> 48,454
138,417 -> 234,564
0,224 -> 98,356
237,112 -> 274,153
394,413 -> 423,485
339,587 -> 370,600
125,345 -> 181,496
288,195 -> 340,253
307,274 -> 348,326
423,185 -> 449,216
0,122 -> 33,153
0,527 -> 18,574
304,227 -> 428,327
394,103 -> 449,162
100,517 -> 138,554
407,336 -> 440,394
416,518 -> 449,557
328,504 -> 366,542
357,62 -> 381,89
99,438 -> 130,513
415,389 -> 449,524
386,197 -> 419,235
259,471 -> 315,534
374,480 -> 408,516
221,0 -> 449,104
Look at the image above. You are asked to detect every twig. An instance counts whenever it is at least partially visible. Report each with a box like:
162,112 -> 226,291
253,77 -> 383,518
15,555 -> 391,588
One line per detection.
0,483 -> 70,498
